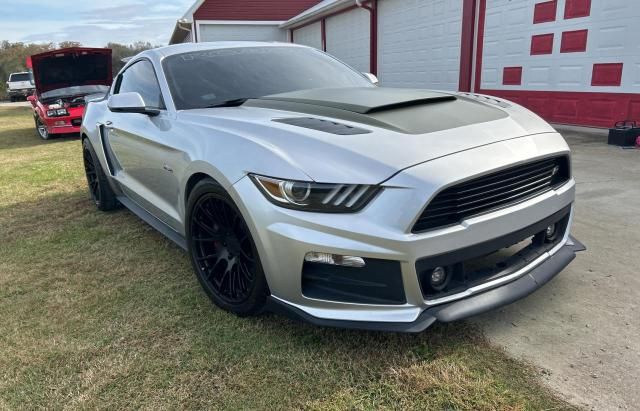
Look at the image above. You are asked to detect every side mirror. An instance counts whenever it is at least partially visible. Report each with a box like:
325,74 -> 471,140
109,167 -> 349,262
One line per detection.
27,95 -> 36,103
363,72 -> 379,85
108,92 -> 160,116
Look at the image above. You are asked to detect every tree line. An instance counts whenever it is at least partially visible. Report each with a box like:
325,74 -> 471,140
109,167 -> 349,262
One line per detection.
0,40 -> 154,99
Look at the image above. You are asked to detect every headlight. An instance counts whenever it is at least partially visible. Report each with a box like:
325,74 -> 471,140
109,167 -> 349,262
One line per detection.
46,108 -> 69,117
250,174 -> 380,212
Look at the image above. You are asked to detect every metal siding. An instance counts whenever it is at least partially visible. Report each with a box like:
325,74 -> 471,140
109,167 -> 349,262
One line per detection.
198,24 -> 286,42
292,22 -> 323,50
480,0 -> 640,94
194,0 -> 322,21
325,8 -> 371,73
377,0 -> 463,90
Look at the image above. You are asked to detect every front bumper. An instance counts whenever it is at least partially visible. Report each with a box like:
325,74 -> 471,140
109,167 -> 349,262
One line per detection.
267,236 -> 585,332
9,89 -> 34,97
42,117 -> 82,135
230,132 -> 581,330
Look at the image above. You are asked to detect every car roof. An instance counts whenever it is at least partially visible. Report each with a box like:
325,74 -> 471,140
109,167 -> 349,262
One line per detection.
145,41 -> 307,59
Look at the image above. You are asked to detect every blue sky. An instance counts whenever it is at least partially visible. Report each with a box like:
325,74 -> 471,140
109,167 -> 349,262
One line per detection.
1,0 -> 194,46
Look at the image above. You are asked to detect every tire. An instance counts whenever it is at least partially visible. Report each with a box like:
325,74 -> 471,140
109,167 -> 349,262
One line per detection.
186,179 -> 269,316
35,117 -> 49,140
10,96 -> 15,103
82,139 -> 118,211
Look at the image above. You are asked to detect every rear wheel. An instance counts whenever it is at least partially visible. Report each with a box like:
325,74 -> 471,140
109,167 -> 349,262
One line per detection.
82,139 -> 118,211
35,117 -> 49,140
186,179 -> 268,316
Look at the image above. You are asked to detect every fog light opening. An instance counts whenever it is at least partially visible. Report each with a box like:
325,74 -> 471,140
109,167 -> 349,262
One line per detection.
545,223 -> 558,242
304,252 -> 366,268
429,266 -> 449,290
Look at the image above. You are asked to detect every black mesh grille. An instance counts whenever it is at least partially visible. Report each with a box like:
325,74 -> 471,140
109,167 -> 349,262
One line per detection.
412,156 -> 570,233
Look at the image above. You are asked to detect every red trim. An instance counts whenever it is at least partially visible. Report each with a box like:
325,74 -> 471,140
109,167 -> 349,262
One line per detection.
458,0 -> 476,92
531,33 -> 554,55
592,63 -> 624,87
193,19 -> 198,42
321,18 -> 327,51
477,89 -> 640,128
564,0 -> 591,19
533,0 -> 557,24
474,0 -> 487,92
560,29 -> 588,53
503,67 -> 523,86
369,0 -> 378,76
354,0 -> 377,75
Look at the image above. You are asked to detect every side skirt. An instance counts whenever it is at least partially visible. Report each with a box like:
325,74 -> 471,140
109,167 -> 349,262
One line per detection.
116,195 -> 187,251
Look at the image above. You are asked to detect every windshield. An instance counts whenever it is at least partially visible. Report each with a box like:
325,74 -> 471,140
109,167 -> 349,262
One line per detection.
163,46 -> 373,110
41,85 -> 109,100
10,73 -> 32,82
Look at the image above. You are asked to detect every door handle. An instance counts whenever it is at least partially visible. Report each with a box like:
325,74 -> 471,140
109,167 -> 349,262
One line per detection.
104,121 -> 114,130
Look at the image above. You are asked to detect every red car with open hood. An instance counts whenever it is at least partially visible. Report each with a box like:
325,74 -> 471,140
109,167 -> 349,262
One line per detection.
28,47 -> 112,140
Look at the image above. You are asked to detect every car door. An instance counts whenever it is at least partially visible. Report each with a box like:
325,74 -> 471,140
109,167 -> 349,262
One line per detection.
103,59 -> 184,232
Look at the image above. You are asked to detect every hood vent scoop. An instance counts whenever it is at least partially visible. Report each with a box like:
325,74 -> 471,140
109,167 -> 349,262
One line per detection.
273,117 -> 371,135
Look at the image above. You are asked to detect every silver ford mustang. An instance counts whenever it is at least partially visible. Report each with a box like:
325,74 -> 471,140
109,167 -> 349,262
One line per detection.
81,42 -> 584,332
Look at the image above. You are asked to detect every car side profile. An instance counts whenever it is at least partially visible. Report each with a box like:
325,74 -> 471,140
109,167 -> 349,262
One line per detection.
81,42 -> 584,332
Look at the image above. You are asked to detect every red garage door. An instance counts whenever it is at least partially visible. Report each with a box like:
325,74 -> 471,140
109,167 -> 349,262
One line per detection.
475,0 -> 640,128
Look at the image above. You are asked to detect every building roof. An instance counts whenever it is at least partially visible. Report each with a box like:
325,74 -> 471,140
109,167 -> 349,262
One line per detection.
179,0 -> 323,22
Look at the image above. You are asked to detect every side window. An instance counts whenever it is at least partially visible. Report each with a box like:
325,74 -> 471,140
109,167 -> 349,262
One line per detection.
117,60 -> 165,109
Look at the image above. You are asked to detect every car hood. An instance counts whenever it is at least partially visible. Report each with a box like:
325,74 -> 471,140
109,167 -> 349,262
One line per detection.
30,47 -> 112,95
179,87 -> 557,185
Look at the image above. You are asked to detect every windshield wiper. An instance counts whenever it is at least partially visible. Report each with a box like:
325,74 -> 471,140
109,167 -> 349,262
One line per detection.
204,98 -> 252,108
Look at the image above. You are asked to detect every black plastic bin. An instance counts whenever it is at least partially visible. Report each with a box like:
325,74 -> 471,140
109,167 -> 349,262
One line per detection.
608,121 -> 640,146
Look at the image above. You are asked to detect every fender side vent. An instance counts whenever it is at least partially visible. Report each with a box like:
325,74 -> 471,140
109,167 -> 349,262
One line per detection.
98,125 -> 122,176
273,117 -> 371,135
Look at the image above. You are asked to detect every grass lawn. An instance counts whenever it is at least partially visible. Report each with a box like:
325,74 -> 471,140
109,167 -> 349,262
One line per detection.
0,106 -> 575,410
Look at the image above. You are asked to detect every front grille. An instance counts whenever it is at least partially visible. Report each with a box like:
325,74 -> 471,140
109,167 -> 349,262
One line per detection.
413,156 -> 570,232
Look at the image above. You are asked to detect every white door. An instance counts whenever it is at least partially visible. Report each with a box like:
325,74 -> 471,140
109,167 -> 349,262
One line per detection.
292,22 -> 323,50
325,8 -> 371,73
377,0 -> 463,90
477,0 -> 640,127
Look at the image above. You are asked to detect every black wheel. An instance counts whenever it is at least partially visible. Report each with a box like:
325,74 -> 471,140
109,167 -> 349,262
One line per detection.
82,139 -> 118,211
35,117 -> 49,140
10,96 -> 15,102
186,179 -> 268,316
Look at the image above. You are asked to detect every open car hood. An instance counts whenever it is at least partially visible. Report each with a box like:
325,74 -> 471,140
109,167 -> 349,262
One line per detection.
30,47 -> 112,95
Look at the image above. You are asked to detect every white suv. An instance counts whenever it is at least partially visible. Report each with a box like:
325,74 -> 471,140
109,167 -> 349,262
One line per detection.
6,72 -> 35,102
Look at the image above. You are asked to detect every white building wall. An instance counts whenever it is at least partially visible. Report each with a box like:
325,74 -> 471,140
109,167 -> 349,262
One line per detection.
292,22 -> 323,50
481,0 -> 640,94
198,24 -> 286,42
377,0 -> 463,90
325,8 -> 371,73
